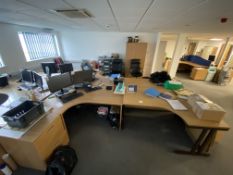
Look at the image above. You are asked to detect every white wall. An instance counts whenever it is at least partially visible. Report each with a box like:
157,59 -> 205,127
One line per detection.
195,40 -> 223,57
164,40 -> 176,58
0,23 -> 61,75
59,30 -> 157,76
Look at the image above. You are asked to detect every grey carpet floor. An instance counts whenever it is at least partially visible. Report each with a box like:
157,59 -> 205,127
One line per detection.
13,74 -> 233,175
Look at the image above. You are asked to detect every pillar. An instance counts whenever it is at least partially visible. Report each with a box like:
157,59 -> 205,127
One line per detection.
151,33 -> 161,73
217,37 -> 231,69
168,33 -> 187,78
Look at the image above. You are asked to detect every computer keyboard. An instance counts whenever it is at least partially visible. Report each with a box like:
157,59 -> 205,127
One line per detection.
84,86 -> 102,93
60,92 -> 84,103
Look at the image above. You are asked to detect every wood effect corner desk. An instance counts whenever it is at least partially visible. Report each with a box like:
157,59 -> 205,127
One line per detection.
0,76 -> 230,170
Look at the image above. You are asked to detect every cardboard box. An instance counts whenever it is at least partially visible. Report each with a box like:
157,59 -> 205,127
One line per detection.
195,102 -> 226,122
187,94 -> 212,111
190,68 -> 208,80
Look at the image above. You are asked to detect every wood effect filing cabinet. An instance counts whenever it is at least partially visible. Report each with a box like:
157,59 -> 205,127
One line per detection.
125,42 -> 148,77
0,115 -> 69,170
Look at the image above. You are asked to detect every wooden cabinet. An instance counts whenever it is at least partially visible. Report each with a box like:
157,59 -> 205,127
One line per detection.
34,116 -> 69,161
125,43 -> 148,76
0,115 -> 69,170
190,68 -> 208,80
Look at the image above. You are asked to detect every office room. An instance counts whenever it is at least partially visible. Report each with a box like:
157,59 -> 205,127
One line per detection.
0,0 -> 233,175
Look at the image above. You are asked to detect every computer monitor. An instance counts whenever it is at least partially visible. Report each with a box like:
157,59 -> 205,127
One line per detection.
47,72 -> 72,95
72,70 -> 93,84
59,63 -> 73,74
208,55 -> 215,62
32,71 -> 43,90
21,69 -> 34,84
41,62 -> 58,76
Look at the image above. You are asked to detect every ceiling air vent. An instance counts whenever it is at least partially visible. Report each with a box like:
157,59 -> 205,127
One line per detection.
55,9 -> 92,18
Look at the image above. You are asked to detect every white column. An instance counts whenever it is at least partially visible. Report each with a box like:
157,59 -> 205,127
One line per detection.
217,37 -> 230,68
151,33 -> 161,73
168,33 -> 187,78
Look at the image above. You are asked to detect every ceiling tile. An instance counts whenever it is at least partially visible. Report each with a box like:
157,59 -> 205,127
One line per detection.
16,0 -> 70,10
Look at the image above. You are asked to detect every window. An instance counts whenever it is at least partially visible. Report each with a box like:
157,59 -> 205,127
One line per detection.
18,32 -> 60,61
0,54 -> 4,68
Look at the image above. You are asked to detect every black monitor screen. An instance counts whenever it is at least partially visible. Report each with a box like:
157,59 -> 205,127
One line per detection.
41,62 -> 57,76
21,69 -> 34,83
33,72 -> 43,89
47,72 -> 72,93
208,55 -> 215,62
59,63 -> 73,74
72,70 -> 93,84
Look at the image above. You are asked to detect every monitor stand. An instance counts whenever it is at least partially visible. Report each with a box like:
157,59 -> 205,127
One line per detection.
74,83 -> 84,89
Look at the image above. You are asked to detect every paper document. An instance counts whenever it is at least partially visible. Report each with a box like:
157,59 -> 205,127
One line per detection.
165,99 -> 187,110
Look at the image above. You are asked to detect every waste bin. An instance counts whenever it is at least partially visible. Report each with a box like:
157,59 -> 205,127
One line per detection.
205,66 -> 217,82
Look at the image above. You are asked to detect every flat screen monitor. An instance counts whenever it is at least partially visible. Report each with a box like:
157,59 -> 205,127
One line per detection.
47,72 -> 72,94
208,55 -> 215,62
32,71 -> 43,89
21,69 -> 34,84
72,70 -> 93,84
41,62 -> 58,76
59,63 -> 73,74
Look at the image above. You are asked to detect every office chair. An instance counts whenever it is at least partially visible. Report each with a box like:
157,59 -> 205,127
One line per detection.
111,58 -> 124,75
54,57 -> 64,71
130,59 -> 142,77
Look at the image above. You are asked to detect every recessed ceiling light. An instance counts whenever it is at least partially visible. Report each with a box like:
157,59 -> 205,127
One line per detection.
210,38 -> 223,41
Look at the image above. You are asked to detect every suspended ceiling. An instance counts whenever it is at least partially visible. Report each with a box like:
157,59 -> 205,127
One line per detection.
0,0 -> 232,35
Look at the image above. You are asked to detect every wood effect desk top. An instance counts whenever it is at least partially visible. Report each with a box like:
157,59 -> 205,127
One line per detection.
179,61 -> 208,68
123,78 -> 229,130
0,76 -> 123,142
0,76 -> 230,142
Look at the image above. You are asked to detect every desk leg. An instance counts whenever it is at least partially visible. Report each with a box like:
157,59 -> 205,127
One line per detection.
119,105 -> 123,130
175,128 -> 217,156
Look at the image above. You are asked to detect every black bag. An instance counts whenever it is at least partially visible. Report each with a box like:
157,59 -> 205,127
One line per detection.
150,71 -> 171,85
46,145 -> 78,175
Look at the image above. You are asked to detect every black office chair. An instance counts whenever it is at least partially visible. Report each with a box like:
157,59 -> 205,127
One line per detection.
130,59 -> 142,77
111,58 -> 124,75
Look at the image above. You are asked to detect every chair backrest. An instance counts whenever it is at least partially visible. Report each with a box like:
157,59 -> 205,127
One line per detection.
54,57 -> 64,70
54,57 -> 64,65
112,58 -> 123,74
130,59 -> 141,72
130,59 -> 142,77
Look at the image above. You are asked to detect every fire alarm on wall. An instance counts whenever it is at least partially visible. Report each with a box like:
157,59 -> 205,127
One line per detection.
221,17 -> 228,23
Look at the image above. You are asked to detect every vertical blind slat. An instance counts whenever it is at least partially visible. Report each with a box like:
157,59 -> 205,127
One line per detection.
20,32 -> 59,61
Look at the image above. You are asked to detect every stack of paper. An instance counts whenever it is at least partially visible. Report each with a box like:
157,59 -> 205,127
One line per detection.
128,84 -> 137,93
165,99 -> 188,110
174,89 -> 194,99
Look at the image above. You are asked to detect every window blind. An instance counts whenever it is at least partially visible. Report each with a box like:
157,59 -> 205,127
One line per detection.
0,54 -> 4,68
18,32 -> 60,61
